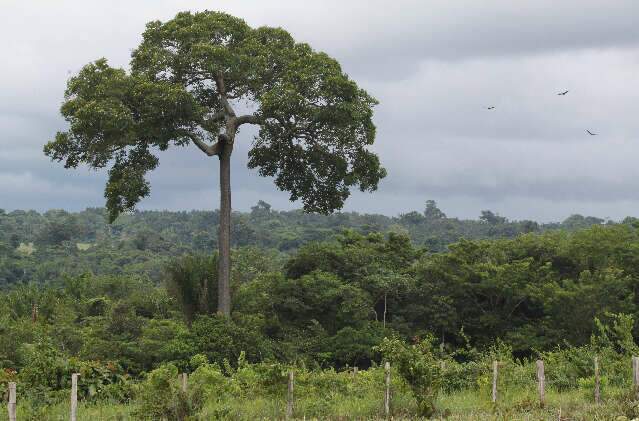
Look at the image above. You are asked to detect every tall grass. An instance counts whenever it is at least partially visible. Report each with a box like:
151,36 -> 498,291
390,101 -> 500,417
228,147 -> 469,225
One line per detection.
5,365 -> 639,420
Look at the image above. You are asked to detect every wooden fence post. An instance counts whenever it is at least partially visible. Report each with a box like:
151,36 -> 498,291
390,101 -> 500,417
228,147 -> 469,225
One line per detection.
286,371 -> 294,420
180,373 -> 188,393
594,356 -> 600,404
536,360 -> 545,408
70,373 -> 79,421
384,362 -> 391,418
633,356 -> 639,398
353,366 -> 358,376
7,382 -> 16,421
492,361 -> 498,403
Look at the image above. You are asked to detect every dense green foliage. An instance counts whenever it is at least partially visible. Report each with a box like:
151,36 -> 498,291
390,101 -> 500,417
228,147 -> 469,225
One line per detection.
4,316 -> 639,419
44,11 -> 385,221
2,213 -> 639,365
0,201 -> 618,287
3,205 -> 639,417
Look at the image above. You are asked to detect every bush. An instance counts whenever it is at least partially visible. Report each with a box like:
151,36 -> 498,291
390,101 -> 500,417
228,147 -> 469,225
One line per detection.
375,336 -> 442,416
233,360 -> 289,397
17,338 -> 67,393
188,362 -> 235,411
74,359 -> 133,402
189,315 -> 273,367
134,364 -> 191,420
189,354 -> 208,370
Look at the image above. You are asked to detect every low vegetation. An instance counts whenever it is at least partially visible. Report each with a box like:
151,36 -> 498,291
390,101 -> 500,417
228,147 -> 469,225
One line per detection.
4,326 -> 639,419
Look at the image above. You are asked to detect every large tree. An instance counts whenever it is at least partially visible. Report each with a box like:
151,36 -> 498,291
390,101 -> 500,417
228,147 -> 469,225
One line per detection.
44,11 -> 386,315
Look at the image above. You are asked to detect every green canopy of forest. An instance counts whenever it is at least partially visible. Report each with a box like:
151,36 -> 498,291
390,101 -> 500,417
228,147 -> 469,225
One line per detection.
2,202 -> 638,372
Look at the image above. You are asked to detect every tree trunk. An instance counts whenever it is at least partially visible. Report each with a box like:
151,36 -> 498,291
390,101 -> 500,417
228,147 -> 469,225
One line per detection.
383,293 -> 387,329
217,143 -> 232,316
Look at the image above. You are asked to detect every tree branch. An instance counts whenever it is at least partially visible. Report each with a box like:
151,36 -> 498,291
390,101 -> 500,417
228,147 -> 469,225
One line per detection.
207,141 -> 222,156
215,71 -> 236,117
188,133 -> 221,156
234,114 -> 262,127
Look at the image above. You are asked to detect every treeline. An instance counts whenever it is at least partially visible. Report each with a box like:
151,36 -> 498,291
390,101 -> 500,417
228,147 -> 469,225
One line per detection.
0,201 -> 625,286
2,223 -> 639,377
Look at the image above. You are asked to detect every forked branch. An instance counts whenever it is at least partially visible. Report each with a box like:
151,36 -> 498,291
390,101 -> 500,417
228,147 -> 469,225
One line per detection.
189,133 -> 222,156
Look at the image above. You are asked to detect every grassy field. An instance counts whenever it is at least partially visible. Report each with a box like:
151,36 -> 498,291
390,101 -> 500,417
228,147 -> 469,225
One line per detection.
3,386 -> 638,420
436,387 -> 633,420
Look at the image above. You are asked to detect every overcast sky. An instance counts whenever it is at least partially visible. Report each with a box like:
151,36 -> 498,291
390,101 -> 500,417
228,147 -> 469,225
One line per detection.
2,0 -> 639,222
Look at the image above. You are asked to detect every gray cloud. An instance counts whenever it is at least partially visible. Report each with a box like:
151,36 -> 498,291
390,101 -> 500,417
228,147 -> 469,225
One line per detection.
1,0 -> 639,222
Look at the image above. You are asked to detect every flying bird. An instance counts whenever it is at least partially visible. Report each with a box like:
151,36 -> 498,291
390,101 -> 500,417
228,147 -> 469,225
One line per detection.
557,90 -> 569,96
486,106 -> 495,110
586,130 -> 598,136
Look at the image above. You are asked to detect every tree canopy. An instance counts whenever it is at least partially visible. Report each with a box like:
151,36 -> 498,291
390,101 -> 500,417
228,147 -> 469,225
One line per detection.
44,11 -> 385,222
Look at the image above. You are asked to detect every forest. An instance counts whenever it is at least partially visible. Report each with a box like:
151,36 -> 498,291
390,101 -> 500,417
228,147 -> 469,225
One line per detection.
3,203 -> 639,418
0,201 -> 614,287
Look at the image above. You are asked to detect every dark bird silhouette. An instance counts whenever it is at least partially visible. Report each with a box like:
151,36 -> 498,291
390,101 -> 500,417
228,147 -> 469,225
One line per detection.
557,90 -> 569,96
486,106 -> 495,110
586,130 -> 597,136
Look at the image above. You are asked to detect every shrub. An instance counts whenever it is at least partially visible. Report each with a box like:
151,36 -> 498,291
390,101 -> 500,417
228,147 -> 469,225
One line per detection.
134,364 -> 190,420
375,336 -> 442,416
73,359 -> 133,402
189,315 -> 273,367
188,362 -> 235,411
189,354 -> 208,370
233,360 -> 289,397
